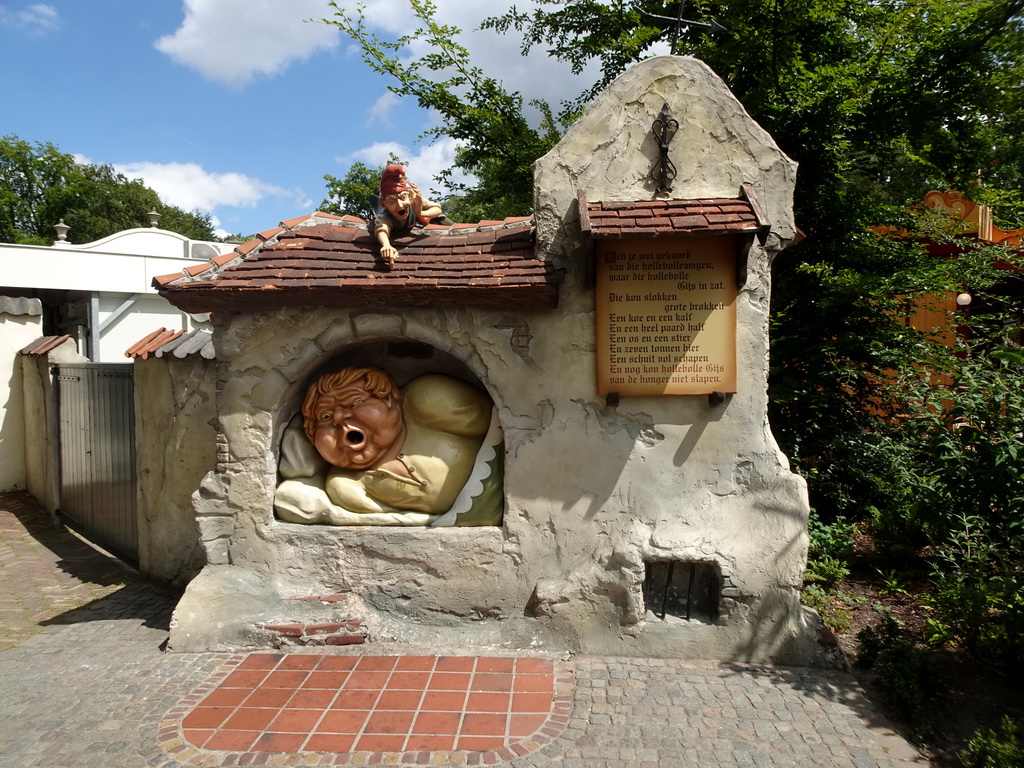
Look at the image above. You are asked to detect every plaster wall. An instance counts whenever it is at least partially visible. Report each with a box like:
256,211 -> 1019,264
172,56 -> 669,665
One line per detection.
134,354 -> 217,584
0,310 -> 42,491
171,57 -> 819,663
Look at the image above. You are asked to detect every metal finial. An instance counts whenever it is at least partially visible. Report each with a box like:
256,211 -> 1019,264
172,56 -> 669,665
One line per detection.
650,103 -> 679,193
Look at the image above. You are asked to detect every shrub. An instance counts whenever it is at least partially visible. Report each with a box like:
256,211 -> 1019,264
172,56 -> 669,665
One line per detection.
895,326 -> 1024,545
804,555 -> 850,588
856,613 -> 903,668
923,514 -> 1024,665
960,717 -> 1024,768
873,640 -> 944,739
808,511 -> 856,561
856,613 -> 944,739
804,510 -> 855,588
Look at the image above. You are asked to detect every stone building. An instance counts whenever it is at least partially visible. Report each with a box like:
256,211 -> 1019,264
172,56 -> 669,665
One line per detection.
154,57 -> 821,663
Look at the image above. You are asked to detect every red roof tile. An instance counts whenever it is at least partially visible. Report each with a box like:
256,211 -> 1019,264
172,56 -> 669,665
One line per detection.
155,213 -> 563,313
210,251 -> 240,267
583,188 -> 770,240
235,238 -> 262,256
257,226 -> 285,241
183,263 -> 214,277
126,328 -> 214,360
125,328 -> 184,359
18,335 -> 73,357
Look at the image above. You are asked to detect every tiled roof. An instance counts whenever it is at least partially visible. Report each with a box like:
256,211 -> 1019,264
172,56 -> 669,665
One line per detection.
154,212 -> 562,314
126,328 -> 214,360
18,335 -> 73,357
581,185 -> 770,240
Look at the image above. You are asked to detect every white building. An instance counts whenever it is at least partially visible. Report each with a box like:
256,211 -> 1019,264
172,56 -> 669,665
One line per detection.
0,217 -> 234,362
0,216 -> 235,492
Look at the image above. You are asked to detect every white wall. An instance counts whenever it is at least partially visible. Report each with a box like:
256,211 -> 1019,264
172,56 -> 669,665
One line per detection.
98,293 -> 208,363
0,310 -> 43,491
0,228 -> 231,295
0,227 -> 231,361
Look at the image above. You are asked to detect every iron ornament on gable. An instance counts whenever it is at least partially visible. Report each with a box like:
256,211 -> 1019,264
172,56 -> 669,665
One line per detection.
650,103 -> 679,193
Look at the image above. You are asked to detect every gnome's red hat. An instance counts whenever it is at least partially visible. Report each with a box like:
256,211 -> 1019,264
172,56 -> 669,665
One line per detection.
379,164 -> 409,197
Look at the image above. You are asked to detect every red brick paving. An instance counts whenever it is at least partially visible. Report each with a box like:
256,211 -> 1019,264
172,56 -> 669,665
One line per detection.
173,653 -> 567,760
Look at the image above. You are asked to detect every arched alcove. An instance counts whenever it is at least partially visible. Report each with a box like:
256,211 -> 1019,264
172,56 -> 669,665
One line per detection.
277,337 -> 491,438
273,337 -> 504,528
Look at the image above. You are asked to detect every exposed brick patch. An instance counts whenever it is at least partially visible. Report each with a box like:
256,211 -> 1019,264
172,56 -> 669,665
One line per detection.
255,619 -> 366,647
256,623 -> 302,637
325,634 -> 364,646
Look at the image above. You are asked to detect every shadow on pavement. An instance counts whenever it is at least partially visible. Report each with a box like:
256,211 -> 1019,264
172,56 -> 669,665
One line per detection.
719,663 -> 927,764
1,491 -> 181,632
38,580 -> 181,631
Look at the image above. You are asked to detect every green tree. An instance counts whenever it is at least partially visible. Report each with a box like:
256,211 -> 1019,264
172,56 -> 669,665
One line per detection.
321,160 -> 385,222
328,0 -> 1024,525
321,0 -> 564,220
156,206 -> 219,241
489,0 -> 1024,514
0,134 -> 217,244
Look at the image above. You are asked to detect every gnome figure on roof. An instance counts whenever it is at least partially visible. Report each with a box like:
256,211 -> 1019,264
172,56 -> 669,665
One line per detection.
372,164 -> 452,269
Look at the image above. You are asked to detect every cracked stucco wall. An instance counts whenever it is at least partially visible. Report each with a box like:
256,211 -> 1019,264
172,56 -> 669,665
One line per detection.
134,354 -> 217,585
171,57 -> 818,663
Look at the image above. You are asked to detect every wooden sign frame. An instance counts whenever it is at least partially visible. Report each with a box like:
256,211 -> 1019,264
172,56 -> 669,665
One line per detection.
595,236 -> 737,396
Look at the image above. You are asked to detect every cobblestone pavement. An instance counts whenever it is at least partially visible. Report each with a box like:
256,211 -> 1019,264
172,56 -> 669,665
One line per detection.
0,493 -> 926,768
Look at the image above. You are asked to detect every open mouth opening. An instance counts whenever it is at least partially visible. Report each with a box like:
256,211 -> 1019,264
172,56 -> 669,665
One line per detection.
345,428 -> 365,447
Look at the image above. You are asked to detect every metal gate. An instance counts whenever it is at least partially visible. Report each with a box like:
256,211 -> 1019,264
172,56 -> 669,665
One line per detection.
55,363 -> 138,563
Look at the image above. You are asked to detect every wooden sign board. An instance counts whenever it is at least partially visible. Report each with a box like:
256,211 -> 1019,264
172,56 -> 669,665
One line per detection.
596,237 -> 737,396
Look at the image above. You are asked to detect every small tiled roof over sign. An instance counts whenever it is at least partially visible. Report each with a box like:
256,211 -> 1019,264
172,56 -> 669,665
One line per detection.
580,184 -> 771,240
153,212 -> 563,314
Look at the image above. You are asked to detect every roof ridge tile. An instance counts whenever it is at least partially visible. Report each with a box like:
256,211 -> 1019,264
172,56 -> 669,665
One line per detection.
258,226 -> 285,241
183,263 -> 214,277
235,238 -> 262,256
126,327 -> 176,359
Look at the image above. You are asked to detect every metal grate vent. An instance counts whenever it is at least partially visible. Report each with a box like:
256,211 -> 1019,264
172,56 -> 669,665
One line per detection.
643,560 -> 719,623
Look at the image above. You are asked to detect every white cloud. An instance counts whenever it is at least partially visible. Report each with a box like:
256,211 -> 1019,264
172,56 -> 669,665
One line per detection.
367,92 -> 401,126
115,161 -> 309,215
342,137 -> 473,201
156,0 -> 340,88
330,0 -> 599,122
0,3 -> 59,33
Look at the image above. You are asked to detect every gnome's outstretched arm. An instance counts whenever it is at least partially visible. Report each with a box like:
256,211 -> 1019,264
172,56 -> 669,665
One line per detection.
375,220 -> 398,266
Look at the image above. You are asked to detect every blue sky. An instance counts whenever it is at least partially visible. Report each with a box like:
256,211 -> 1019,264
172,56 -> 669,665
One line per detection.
0,0 -> 597,239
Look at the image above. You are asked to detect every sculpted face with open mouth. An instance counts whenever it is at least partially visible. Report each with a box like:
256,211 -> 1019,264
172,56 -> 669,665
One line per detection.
383,190 -> 414,221
302,368 -> 406,471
